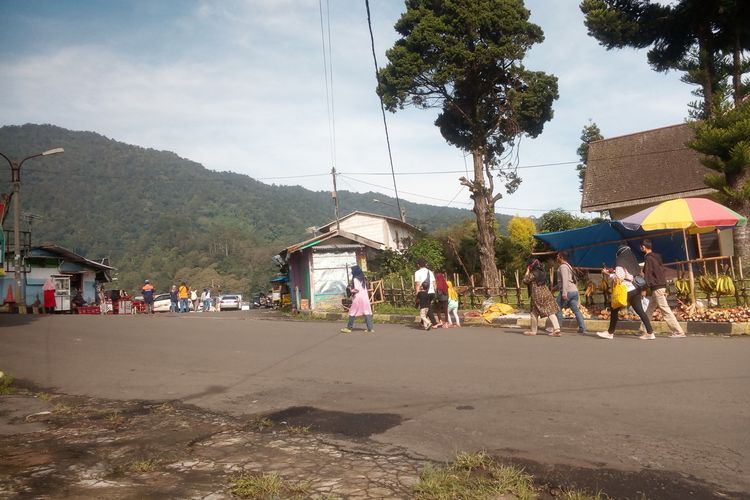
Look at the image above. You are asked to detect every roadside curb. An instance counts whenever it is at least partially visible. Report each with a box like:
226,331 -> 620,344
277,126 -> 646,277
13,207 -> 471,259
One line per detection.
296,310 -> 749,336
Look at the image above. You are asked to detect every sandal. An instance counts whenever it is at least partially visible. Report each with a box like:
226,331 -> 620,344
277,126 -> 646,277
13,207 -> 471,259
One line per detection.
523,331 -> 537,336
549,331 -> 562,337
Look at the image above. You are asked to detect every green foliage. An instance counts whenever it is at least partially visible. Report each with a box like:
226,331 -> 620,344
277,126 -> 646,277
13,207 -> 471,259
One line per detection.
576,121 -> 603,192
406,237 -> 445,271
689,99 -> 750,208
495,235 -> 530,275
581,0 -> 750,117
378,0 -> 558,286
0,371 -> 13,395
537,209 -> 592,233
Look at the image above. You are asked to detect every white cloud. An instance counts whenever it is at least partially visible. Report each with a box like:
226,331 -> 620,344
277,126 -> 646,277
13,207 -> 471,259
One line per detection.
0,0 -> 697,217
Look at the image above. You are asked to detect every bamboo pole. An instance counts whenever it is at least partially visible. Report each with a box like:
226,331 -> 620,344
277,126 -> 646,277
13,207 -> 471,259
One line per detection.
683,229 -> 697,305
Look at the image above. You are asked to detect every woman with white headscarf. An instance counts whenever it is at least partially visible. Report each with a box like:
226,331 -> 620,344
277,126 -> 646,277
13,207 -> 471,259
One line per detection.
597,245 -> 654,340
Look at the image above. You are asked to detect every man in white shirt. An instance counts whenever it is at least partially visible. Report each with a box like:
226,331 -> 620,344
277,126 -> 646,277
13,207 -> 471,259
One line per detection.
414,258 -> 437,328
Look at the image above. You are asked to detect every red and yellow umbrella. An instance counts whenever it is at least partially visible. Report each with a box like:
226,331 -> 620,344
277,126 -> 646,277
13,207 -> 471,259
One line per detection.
620,198 -> 747,232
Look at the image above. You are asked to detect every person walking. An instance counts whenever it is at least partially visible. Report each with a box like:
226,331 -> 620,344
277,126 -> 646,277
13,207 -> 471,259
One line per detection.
170,285 -> 179,313
340,265 -> 374,333
554,252 -> 587,334
178,282 -> 189,313
639,239 -> 686,338
434,272 -> 450,328
446,280 -> 461,327
142,280 -> 155,314
596,245 -> 654,340
413,259 -> 437,328
190,287 -> 199,312
416,279 -> 433,330
523,259 -> 561,336
98,285 -> 107,315
42,277 -> 56,314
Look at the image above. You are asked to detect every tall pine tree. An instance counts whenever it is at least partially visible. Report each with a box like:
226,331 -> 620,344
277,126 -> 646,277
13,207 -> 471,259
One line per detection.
378,0 -> 558,288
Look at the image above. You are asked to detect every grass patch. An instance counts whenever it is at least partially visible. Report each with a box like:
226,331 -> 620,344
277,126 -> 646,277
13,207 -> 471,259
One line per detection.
36,392 -> 53,402
128,459 -> 159,473
285,424 -> 310,434
414,451 -> 536,500
0,371 -> 14,394
247,417 -> 274,432
52,403 -> 73,414
230,472 -> 309,499
559,492 -> 609,500
373,304 -> 419,315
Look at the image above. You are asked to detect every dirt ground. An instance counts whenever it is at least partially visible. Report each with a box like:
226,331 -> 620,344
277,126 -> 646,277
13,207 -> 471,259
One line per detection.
1,383 -> 746,499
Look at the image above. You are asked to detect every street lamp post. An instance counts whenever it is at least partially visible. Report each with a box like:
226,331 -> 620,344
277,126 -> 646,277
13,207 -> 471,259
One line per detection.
0,148 -> 64,306
373,198 -> 406,223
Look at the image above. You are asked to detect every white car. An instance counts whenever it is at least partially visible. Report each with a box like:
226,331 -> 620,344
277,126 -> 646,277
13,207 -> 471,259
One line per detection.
218,294 -> 241,311
153,293 -> 194,312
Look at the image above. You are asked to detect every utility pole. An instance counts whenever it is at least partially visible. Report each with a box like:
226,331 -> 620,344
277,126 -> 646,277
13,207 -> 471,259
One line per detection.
331,166 -> 340,232
0,148 -> 64,306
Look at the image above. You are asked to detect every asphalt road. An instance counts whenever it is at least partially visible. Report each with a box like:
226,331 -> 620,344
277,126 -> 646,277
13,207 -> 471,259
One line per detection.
1,311 -> 748,496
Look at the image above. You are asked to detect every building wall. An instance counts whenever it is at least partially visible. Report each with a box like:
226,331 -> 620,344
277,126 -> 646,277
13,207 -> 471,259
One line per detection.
339,214 -> 387,246
311,249 -> 357,310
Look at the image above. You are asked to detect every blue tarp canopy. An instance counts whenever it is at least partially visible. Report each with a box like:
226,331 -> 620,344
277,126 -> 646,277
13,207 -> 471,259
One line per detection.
533,221 -> 694,269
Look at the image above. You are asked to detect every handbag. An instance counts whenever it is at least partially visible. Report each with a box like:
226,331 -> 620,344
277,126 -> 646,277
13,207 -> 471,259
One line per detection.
611,281 -> 628,309
633,274 -> 648,290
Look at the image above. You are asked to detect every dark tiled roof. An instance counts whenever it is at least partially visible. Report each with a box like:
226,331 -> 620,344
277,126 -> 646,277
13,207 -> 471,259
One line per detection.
581,123 -> 715,212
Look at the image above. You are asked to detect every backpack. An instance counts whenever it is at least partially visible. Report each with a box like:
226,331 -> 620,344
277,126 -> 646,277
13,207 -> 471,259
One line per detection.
420,270 -> 432,291
566,263 -> 578,284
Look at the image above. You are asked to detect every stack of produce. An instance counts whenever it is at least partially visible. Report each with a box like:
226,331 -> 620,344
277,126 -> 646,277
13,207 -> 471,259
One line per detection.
562,304 -> 591,319
677,305 -> 750,323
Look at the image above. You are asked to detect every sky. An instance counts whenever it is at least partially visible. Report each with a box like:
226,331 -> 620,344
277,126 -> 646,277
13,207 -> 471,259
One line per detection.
0,0 -> 696,220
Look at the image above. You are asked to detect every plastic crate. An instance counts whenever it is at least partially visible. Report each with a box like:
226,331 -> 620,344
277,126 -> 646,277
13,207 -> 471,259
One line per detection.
76,306 -> 101,315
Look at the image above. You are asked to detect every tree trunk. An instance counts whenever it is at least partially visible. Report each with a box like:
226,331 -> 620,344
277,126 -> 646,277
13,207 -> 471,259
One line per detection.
470,150 -> 501,289
732,200 -> 750,263
733,34 -> 742,105
698,31 -> 714,118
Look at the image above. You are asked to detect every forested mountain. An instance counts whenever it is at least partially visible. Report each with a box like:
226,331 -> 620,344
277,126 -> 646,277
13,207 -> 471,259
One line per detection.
0,124 -> 511,294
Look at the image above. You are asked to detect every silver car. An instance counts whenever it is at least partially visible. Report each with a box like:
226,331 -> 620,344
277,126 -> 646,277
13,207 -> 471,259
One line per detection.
218,294 -> 241,311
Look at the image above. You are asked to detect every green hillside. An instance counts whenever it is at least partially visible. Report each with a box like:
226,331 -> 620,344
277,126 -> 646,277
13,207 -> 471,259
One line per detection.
0,124 -> 510,295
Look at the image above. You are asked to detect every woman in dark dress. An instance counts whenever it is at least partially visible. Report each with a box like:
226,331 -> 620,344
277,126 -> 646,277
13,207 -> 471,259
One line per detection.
523,259 -> 561,336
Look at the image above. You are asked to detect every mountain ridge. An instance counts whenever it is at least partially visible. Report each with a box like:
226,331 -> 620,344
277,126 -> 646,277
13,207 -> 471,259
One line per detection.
0,123 -> 511,294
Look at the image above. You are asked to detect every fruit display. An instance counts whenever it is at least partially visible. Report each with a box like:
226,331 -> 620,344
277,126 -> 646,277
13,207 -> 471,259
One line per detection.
715,274 -> 736,295
698,274 -> 717,294
674,304 -> 750,322
673,278 -> 691,300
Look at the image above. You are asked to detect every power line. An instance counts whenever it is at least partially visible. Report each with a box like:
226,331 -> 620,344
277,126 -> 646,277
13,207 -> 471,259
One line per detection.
318,0 -> 337,170
338,174 -> 585,214
364,0 -> 404,221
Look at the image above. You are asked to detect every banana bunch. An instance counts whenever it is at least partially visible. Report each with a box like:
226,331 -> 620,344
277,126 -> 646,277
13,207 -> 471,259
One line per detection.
674,278 -> 691,298
599,279 -> 609,292
699,274 -> 717,294
584,281 -> 597,298
715,274 -> 736,295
